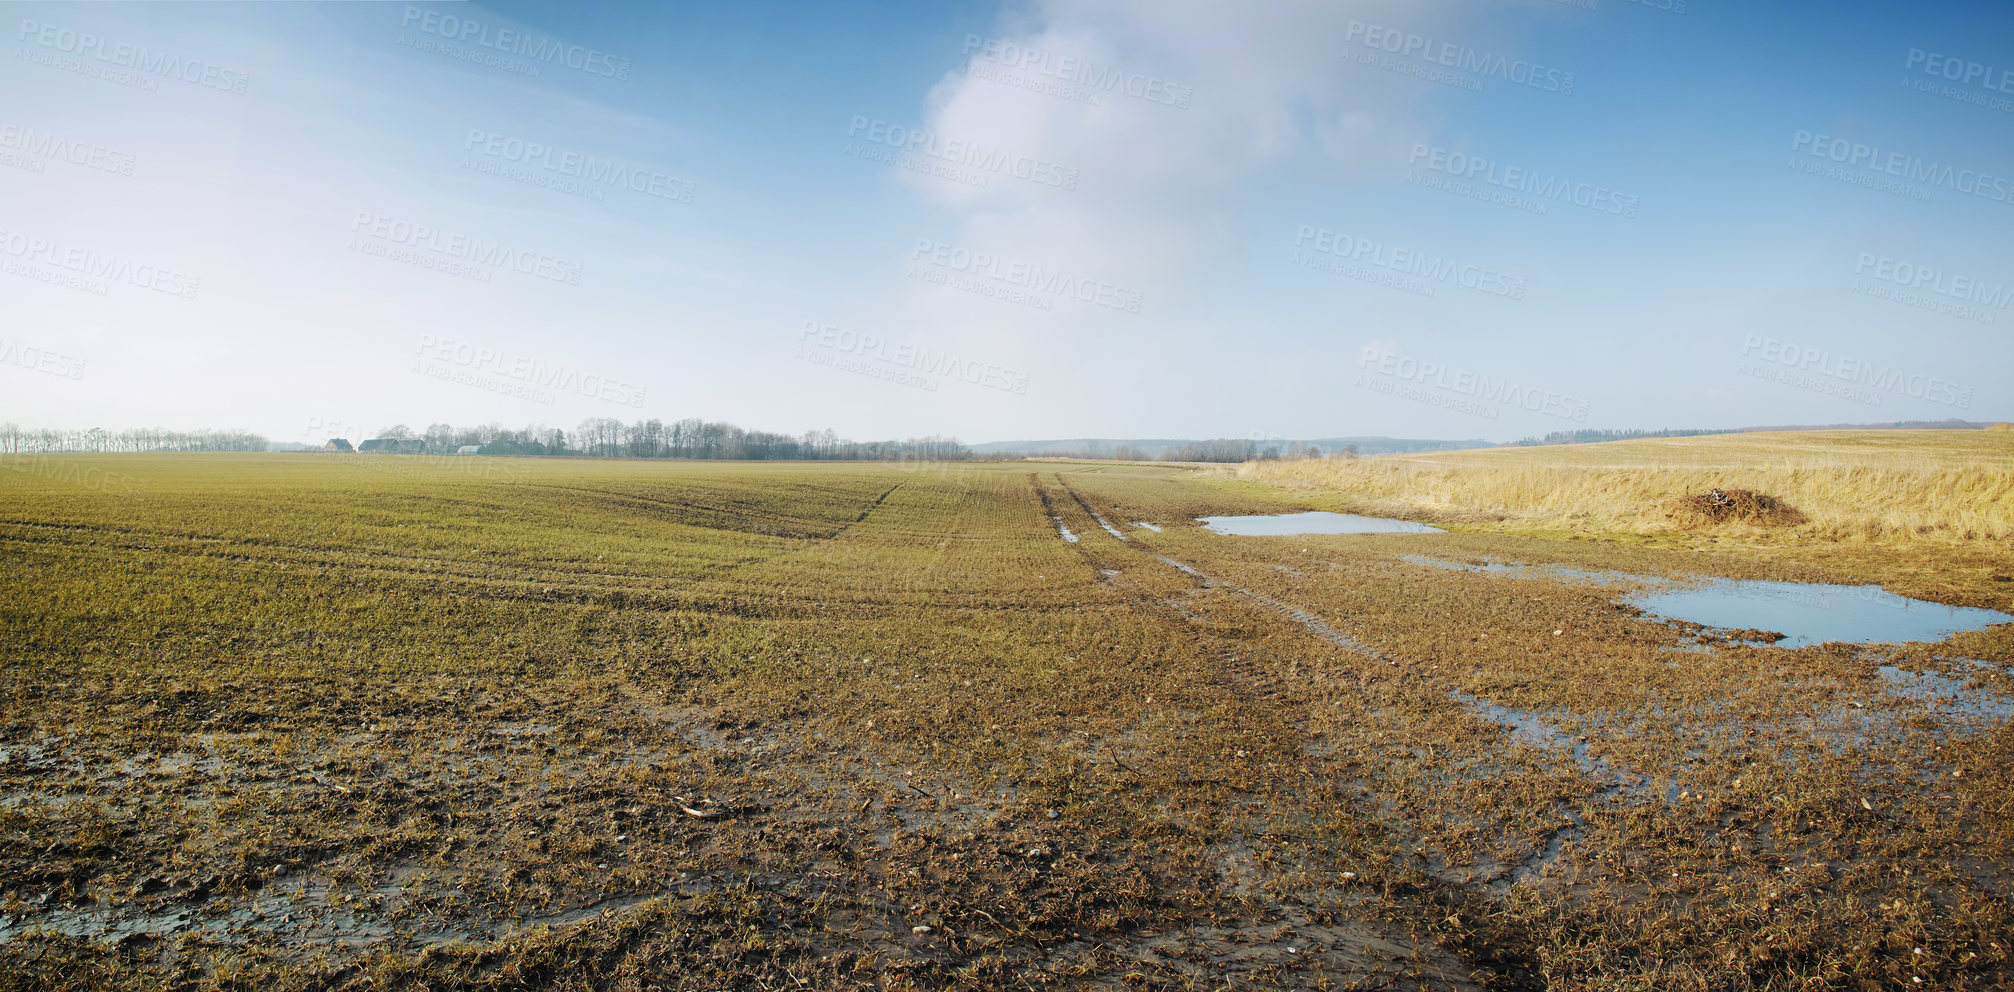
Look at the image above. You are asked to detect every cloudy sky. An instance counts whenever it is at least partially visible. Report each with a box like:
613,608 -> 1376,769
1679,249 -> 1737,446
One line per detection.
3,0 -> 2009,445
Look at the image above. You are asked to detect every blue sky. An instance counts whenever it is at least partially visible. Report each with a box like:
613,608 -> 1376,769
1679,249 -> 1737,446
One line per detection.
2,0 -> 2009,445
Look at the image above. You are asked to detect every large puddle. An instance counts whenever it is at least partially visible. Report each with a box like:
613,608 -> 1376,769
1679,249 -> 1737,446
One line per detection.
1199,511 -> 1443,536
1405,555 -> 2014,649
1626,579 -> 2013,649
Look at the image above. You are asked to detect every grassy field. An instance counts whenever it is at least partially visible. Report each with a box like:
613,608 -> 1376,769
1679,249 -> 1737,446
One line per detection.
2,444 -> 2011,990
1237,430 -> 2014,610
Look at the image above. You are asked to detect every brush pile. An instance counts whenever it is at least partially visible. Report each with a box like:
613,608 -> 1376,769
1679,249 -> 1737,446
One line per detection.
1668,487 -> 1807,527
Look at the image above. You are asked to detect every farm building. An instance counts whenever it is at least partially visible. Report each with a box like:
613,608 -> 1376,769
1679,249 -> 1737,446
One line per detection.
357,438 -> 426,454
324,438 -> 354,452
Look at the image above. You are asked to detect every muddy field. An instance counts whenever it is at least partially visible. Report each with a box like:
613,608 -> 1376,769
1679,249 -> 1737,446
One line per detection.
2,453 -> 2011,990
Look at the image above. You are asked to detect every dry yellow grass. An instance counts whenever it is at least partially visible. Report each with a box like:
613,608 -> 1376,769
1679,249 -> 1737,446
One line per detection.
1235,430 -> 2014,542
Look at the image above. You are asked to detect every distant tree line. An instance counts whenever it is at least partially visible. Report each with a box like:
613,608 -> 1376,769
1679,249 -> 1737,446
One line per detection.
356,419 -> 971,461
0,418 -> 969,461
1510,428 -> 1720,447
1159,439 -> 1265,462
559,418 -> 966,461
0,424 -> 268,454
1004,439 -> 1356,463
1158,440 -> 1353,462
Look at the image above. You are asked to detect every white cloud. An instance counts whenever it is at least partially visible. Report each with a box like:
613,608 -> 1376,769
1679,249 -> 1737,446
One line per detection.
892,0 -> 1486,358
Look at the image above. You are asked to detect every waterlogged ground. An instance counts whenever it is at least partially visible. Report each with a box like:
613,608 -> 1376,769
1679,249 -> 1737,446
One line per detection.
1,455 -> 2011,990
1197,512 -> 1445,536
1399,554 -> 2014,648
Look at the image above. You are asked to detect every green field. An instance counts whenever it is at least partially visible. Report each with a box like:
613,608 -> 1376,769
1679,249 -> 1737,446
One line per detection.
3,452 -> 2012,990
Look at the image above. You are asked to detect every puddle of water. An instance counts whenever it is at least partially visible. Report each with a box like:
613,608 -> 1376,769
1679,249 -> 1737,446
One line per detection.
1450,692 -> 1626,784
1198,512 -> 1443,536
0,882 -> 666,949
1877,666 -> 2014,720
1132,521 -> 1161,532
1049,517 -> 1078,543
1402,556 -> 1526,576
1447,692 -> 1683,806
1627,580 -> 2013,649
1404,555 -> 2012,650
1401,555 -> 1645,588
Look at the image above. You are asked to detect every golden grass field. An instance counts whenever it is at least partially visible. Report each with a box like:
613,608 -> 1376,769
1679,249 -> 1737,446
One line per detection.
1236,430 -> 2014,611
1,435 -> 2011,990
1238,430 -> 2014,540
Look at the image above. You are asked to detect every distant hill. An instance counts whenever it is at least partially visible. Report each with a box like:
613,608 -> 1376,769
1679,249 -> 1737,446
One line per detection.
977,420 -> 2004,460
1734,418 -> 1999,433
968,436 -> 1491,459
1513,419 -> 2001,446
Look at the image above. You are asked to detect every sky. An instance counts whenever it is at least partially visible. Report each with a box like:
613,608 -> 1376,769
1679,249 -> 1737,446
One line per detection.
2,0 -> 2010,446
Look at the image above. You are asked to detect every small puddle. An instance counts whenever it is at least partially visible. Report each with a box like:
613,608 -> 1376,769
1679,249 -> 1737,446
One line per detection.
1449,691 -> 1640,789
1198,512 -> 1442,536
1049,517 -> 1078,543
1877,666 -> 2014,720
1402,555 -> 1643,588
1627,580 -> 2013,649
